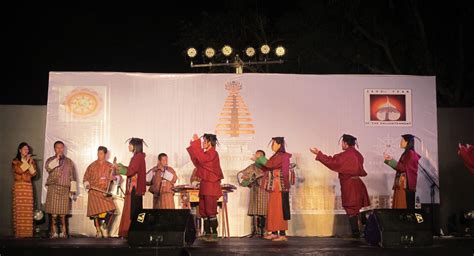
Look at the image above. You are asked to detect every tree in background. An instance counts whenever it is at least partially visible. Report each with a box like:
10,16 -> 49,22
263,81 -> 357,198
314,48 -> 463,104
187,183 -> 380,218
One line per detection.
178,0 -> 473,107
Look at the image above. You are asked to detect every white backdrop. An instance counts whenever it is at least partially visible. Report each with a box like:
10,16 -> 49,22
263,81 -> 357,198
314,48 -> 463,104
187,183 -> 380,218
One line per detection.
43,72 -> 438,237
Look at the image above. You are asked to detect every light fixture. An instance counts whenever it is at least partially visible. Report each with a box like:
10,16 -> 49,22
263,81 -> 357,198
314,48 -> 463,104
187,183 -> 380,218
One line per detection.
222,45 -> 233,57
260,44 -> 271,55
245,47 -> 256,57
204,47 -> 216,58
185,44 -> 285,74
275,46 -> 286,57
186,47 -> 197,58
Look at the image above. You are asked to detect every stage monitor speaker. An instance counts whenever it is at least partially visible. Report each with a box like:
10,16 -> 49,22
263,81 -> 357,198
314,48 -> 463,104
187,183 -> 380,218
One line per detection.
363,209 -> 433,248
128,209 -> 196,247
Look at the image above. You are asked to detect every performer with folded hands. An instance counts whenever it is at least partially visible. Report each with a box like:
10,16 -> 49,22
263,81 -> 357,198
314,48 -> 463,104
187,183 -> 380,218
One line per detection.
11,142 -> 37,238
187,133 -> 224,242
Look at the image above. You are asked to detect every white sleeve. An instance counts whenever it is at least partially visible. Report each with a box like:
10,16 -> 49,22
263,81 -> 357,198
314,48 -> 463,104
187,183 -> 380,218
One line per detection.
48,159 -> 60,170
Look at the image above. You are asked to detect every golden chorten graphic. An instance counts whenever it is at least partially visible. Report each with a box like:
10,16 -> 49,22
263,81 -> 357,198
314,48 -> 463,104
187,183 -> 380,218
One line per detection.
215,81 -> 255,137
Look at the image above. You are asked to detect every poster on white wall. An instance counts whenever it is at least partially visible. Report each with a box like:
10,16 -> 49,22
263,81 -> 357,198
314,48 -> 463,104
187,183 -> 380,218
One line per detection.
364,88 -> 412,126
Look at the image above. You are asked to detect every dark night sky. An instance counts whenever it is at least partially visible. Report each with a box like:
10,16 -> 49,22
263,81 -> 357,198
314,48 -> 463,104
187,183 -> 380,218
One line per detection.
4,2 -> 473,106
6,4 -> 200,105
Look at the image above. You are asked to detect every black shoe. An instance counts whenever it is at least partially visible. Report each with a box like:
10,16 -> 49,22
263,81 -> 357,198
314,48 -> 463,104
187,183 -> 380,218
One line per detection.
349,216 -> 360,238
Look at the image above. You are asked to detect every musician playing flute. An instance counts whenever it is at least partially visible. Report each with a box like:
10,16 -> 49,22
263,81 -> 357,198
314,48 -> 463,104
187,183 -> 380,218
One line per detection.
83,146 -> 117,237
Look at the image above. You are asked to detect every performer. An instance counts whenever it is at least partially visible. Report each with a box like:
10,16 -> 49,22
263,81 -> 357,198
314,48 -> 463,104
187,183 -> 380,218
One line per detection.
256,137 -> 293,242
187,133 -> 223,242
310,134 -> 370,238
149,153 -> 178,209
83,146 -> 117,238
11,142 -> 37,238
245,150 -> 268,237
117,138 -> 146,238
384,134 -> 421,209
458,143 -> 474,174
45,141 -> 77,238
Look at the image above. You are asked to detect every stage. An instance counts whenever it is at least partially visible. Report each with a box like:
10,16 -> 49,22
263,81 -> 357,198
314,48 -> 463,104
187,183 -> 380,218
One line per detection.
1,236 -> 473,256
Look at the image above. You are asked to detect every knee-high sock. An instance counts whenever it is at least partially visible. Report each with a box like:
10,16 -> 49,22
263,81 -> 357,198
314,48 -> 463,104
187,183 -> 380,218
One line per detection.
50,215 -> 58,235
59,215 -> 67,235
209,217 -> 218,234
203,218 -> 211,235
348,215 -> 360,237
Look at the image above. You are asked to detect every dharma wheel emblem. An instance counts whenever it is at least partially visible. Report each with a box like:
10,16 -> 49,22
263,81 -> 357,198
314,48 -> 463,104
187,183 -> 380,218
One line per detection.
63,89 -> 101,117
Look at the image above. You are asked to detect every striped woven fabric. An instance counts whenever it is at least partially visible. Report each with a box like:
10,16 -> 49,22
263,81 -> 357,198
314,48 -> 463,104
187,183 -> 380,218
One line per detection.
12,182 -> 34,237
45,185 -> 70,215
248,183 -> 268,216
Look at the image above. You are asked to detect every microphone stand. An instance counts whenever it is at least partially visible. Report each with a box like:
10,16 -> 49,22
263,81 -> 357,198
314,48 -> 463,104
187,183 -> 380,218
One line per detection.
418,164 -> 439,235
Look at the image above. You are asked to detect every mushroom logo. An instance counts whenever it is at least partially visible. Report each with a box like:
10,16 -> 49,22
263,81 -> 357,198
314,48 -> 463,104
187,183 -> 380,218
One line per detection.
376,96 -> 401,121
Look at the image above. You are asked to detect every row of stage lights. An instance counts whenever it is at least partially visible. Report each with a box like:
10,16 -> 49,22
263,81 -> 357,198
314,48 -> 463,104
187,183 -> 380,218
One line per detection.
186,44 -> 286,59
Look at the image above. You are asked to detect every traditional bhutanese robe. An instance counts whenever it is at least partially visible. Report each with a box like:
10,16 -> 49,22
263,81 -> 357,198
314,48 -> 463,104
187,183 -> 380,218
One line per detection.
12,158 -> 37,238
257,152 -> 293,232
149,165 -> 178,209
118,152 -> 146,238
83,160 -> 116,217
44,156 -> 77,215
385,149 -> 421,208
316,147 -> 370,216
459,146 -> 474,174
241,163 -> 268,216
187,139 -> 223,217
248,176 -> 269,216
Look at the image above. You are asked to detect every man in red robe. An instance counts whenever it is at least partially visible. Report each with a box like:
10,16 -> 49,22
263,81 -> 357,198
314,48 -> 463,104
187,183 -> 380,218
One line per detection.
187,133 -> 224,241
310,134 -> 370,238
458,143 -> 474,174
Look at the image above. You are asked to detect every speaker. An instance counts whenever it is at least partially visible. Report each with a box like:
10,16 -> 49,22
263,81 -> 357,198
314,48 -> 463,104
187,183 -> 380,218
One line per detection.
363,209 -> 433,248
128,209 -> 196,247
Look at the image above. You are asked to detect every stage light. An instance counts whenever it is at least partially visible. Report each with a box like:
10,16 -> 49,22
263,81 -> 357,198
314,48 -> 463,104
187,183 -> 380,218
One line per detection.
185,43 -> 285,73
222,45 -> 233,57
260,44 -> 271,55
245,47 -> 256,57
275,46 -> 286,57
204,47 -> 216,58
186,47 -> 197,58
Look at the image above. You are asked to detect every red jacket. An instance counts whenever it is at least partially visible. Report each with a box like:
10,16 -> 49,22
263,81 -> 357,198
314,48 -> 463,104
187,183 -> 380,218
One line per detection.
126,152 -> 147,196
459,146 -> 474,174
316,147 -> 370,209
187,139 -> 223,197
259,152 -> 293,191
395,150 -> 421,192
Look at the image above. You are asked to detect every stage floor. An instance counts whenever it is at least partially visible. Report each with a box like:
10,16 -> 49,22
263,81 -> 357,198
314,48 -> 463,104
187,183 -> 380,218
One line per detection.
1,236 -> 473,256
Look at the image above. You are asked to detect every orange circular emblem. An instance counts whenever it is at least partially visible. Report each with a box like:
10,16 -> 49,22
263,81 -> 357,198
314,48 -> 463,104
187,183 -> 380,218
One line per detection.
64,89 -> 101,117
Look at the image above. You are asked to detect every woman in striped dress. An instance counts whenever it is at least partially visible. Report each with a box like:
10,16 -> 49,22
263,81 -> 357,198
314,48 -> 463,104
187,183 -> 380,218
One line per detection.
11,142 -> 37,238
